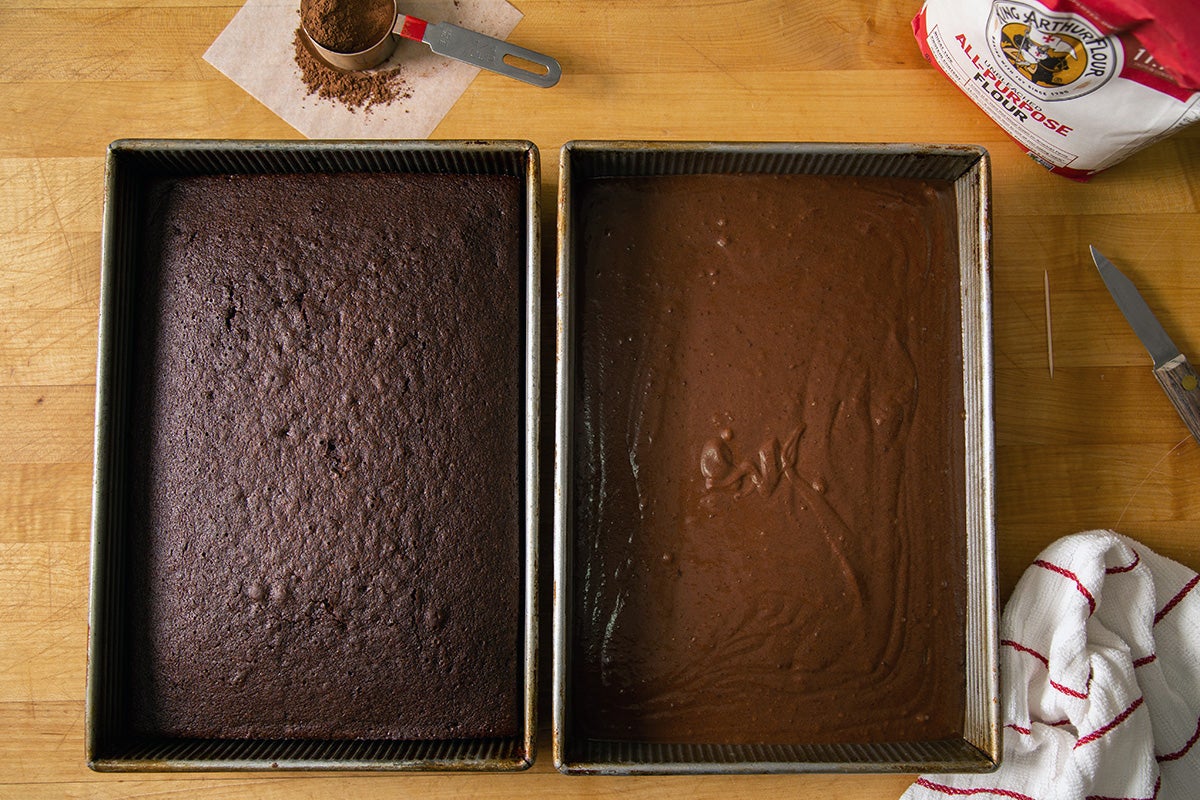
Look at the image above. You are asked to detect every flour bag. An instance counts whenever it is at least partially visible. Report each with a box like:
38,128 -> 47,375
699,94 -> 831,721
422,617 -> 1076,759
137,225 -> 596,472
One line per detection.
914,0 -> 1200,179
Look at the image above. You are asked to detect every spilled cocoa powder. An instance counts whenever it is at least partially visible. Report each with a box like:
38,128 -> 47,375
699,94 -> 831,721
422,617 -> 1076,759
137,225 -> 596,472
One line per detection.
293,27 -> 411,113
301,0 -> 393,53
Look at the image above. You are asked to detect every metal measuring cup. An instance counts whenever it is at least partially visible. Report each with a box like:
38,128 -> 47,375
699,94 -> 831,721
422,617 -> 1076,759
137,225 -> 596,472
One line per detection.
300,0 -> 561,88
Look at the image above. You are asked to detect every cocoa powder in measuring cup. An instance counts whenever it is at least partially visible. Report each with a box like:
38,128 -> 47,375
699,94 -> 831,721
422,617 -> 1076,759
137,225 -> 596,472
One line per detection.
302,0 -> 394,53
293,28 -> 411,113
293,0 -> 410,113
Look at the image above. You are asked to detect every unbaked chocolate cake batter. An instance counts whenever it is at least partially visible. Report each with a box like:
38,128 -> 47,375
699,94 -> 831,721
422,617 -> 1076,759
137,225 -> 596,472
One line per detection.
571,173 -> 967,744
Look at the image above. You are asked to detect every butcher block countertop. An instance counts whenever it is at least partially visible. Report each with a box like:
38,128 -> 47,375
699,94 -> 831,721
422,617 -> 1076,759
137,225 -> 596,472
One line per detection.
2,0 -> 1198,797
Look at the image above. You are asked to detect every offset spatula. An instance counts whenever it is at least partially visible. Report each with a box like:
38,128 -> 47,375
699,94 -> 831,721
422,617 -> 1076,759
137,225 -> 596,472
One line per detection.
1092,245 -> 1200,444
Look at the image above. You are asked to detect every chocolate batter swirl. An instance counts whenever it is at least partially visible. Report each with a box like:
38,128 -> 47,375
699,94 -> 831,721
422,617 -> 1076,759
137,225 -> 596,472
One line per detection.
571,174 -> 967,745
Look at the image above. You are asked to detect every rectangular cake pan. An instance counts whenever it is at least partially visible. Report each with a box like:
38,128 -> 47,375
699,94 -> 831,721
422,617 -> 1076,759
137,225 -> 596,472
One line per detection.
88,139 -> 541,771
553,141 -> 998,775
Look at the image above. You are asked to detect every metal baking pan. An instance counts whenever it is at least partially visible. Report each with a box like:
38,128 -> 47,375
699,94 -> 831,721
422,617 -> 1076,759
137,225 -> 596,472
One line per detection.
88,139 -> 541,771
552,141 -> 998,774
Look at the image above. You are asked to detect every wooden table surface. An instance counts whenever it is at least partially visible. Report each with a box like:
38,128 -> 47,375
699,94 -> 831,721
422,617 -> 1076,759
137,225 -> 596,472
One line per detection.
2,0 -> 1198,797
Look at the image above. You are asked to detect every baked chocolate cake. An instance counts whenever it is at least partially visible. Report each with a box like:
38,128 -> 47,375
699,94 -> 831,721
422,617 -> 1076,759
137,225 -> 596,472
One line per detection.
127,172 -> 523,740
571,173 -> 967,745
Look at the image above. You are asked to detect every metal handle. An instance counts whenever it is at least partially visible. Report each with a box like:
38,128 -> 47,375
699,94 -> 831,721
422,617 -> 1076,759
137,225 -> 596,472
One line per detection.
418,20 -> 561,88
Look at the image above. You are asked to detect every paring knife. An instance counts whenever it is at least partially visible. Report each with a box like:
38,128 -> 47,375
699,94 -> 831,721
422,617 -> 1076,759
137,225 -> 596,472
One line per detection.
1091,245 -> 1200,444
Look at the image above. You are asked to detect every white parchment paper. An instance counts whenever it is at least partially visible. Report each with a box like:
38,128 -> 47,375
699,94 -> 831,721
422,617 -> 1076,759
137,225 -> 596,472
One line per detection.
204,0 -> 522,138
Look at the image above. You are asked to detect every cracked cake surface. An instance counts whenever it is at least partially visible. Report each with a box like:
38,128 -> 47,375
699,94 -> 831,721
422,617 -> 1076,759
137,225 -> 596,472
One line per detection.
127,171 -> 524,740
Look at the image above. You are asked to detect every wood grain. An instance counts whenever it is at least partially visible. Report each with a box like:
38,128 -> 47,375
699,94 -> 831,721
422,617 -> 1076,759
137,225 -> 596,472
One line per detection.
1,0 -> 1198,796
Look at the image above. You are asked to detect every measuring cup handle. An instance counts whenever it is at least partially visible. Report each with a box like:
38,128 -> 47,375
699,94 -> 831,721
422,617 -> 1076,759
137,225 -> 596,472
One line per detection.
422,22 -> 561,88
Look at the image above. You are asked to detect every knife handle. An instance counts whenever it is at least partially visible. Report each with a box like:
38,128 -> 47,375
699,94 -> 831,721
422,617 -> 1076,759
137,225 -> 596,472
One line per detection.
1154,354 -> 1200,444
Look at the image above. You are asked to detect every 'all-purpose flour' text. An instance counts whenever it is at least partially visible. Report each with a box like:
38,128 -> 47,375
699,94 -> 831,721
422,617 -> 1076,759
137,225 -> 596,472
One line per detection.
957,34 -> 1074,136
913,0 -> 1200,179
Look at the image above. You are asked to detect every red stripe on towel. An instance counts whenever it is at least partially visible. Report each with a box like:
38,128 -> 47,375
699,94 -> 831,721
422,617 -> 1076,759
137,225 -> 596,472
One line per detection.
1074,697 -> 1144,748
1051,679 -> 1089,699
1157,714 -> 1200,762
914,777 -> 1038,800
1006,720 -> 1076,735
1034,559 -> 1097,615
1002,640 -> 1089,697
1153,574 -> 1199,625
1133,654 -> 1157,668
1106,551 -> 1140,574
1001,639 -> 1049,667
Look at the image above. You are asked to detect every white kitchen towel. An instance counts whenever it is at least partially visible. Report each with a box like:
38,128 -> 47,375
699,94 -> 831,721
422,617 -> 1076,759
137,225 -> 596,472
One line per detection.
904,531 -> 1200,800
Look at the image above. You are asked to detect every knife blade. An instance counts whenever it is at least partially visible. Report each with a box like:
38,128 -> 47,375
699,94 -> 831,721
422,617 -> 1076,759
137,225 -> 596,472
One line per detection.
1091,245 -> 1200,444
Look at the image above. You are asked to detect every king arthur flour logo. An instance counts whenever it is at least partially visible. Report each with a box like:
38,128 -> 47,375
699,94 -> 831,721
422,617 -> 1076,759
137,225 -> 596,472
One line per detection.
986,0 -> 1120,100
